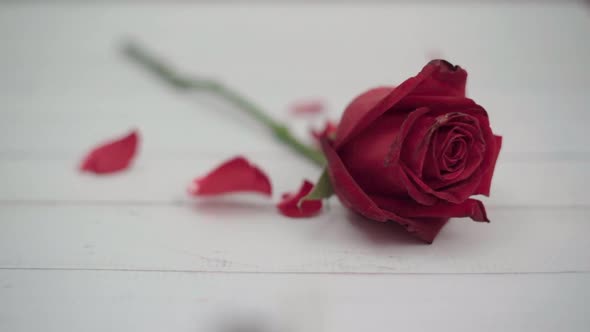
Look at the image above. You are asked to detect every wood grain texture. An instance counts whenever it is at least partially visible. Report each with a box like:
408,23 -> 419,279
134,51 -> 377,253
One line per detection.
1,92 -> 589,155
0,205 -> 588,273
1,270 -> 589,332
0,158 -> 587,207
0,2 -> 589,332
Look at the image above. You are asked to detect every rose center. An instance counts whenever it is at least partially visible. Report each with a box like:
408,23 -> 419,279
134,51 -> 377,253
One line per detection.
444,137 -> 467,164
419,112 -> 487,190
438,129 -> 471,179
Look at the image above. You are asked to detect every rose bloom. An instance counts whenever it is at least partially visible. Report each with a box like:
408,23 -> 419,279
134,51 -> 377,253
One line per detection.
321,60 -> 502,243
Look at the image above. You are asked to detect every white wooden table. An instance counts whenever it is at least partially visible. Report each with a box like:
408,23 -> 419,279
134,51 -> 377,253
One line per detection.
1,3 -> 589,331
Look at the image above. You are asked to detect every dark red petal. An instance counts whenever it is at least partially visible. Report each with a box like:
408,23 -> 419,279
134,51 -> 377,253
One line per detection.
398,110 -> 438,176
289,99 -> 325,115
335,60 -> 467,149
321,139 -> 448,243
277,180 -> 323,218
334,86 -> 395,149
431,116 -> 486,186
418,111 -> 490,193
310,121 -> 338,143
396,96 -> 479,114
454,111 -> 498,196
410,60 -> 467,97
476,135 -> 503,196
384,107 -> 432,167
388,217 -> 449,244
440,132 -> 468,172
79,130 -> 139,174
398,163 -> 439,206
322,139 -> 393,222
338,107 -> 430,197
372,196 -> 489,222
188,156 -> 272,196
402,163 -> 482,204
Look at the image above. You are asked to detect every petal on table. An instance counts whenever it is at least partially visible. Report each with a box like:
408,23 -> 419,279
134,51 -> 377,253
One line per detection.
289,99 -> 326,115
277,180 -> 323,218
79,130 -> 139,174
188,156 -> 272,196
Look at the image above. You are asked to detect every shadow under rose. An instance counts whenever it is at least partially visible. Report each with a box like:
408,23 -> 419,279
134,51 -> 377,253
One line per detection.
344,209 -> 425,246
189,196 -> 428,246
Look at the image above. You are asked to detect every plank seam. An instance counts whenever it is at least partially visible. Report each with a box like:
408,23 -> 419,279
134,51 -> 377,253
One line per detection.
0,267 -> 588,276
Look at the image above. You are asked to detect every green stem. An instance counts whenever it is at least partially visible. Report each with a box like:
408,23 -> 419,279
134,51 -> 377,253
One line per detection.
123,42 -> 326,167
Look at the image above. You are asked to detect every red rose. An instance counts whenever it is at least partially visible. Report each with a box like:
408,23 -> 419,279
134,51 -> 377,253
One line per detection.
321,60 -> 502,243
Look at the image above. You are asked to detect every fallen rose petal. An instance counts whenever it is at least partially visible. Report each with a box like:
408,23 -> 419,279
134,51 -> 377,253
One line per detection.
79,130 -> 139,174
289,99 -> 325,115
188,156 -> 272,196
310,121 -> 338,143
277,180 -> 323,218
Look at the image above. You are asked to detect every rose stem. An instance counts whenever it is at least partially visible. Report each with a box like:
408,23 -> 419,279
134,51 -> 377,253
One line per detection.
122,41 -> 326,167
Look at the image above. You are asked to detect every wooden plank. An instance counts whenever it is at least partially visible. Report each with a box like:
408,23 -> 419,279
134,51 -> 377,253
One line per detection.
0,158 -> 587,207
0,4 -> 588,332
0,3 -> 588,96
0,205 -> 588,273
0,4 -> 589,158
1,91 -> 589,157
1,269 -> 588,332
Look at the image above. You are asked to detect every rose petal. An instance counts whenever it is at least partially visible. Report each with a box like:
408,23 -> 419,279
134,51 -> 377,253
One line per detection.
371,195 -> 489,222
410,60 -> 467,97
476,135 -> 503,196
322,138 -> 448,243
334,86 -> 395,149
396,96 -> 479,114
310,121 -> 338,143
433,114 -> 486,184
322,139 -> 393,222
441,131 -> 467,163
335,60 -> 467,149
402,163 -> 482,204
277,180 -> 323,218
188,156 -> 272,196
79,130 -> 139,174
289,99 -> 325,115
442,112 -> 500,197
419,112 -> 489,191
338,107 -> 430,197
398,110 -> 438,176
398,163 -> 439,206
394,217 -> 449,244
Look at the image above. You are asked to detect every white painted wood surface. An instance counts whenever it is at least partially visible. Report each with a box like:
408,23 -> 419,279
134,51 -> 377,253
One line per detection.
1,3 -> 589,331
1,270 -> 588,332
1,205 -> 589,273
